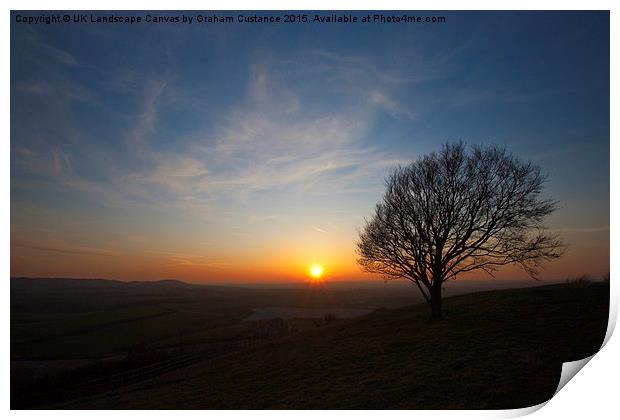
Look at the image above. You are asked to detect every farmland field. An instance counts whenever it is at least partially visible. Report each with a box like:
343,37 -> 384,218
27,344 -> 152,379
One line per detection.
10,278 -> 609,409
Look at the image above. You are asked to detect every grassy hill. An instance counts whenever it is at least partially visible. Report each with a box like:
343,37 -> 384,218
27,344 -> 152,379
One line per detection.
11,277 -> 423,360
46,281 -> 608,410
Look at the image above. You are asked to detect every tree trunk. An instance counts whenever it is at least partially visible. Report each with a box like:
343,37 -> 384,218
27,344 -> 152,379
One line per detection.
430,283 -> 442,321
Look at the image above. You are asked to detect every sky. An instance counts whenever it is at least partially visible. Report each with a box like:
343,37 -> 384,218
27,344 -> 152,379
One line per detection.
10,11 -> 609,283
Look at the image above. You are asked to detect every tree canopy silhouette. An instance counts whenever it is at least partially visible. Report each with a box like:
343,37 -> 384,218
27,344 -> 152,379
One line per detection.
356,142 -> 564,320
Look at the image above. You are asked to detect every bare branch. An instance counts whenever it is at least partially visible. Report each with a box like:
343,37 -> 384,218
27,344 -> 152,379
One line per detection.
356,142 -> 565,319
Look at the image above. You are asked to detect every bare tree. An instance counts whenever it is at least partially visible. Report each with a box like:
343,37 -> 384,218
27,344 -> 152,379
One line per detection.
357,142 -> 564,321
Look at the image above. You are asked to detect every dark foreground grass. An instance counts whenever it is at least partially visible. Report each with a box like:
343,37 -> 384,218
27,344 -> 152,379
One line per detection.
51,282 -> 609,409
11,277 -> 423,360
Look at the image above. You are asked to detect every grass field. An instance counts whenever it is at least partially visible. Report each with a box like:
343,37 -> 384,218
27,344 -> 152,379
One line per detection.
11,278 -> 423,359
11,279 -> 609,409
11,276 -> 423,407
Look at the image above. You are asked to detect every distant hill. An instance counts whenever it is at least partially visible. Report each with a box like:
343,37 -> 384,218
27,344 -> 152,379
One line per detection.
11,277 -> 198,290
11,276 -> 426,363
52,282 -> 608,409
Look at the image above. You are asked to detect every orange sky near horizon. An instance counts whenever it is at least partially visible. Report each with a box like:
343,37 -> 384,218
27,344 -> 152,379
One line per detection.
10,227 -> 609,284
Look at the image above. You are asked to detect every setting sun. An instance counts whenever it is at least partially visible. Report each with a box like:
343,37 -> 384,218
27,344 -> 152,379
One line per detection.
309,264 -> 324,279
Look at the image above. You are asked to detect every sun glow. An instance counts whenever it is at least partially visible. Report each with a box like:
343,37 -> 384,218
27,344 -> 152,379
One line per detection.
309,264 -> 324,280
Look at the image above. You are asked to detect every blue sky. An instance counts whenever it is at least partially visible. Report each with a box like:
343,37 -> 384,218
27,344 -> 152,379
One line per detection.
10,11 -> 609,282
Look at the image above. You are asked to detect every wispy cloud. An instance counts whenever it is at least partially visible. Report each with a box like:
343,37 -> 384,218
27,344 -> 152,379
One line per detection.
12,239 -> 120,257
311,225 -> 328,234
14,43 -> 415,218
14,78 -> 94,103
551,226 -> 609,234
122,58 -> 403,207
368,90 -> 416,120
304,49 -> 429,86
146,250 -> 229,267
128,77 -> 170,158
23,30 -> 80,67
